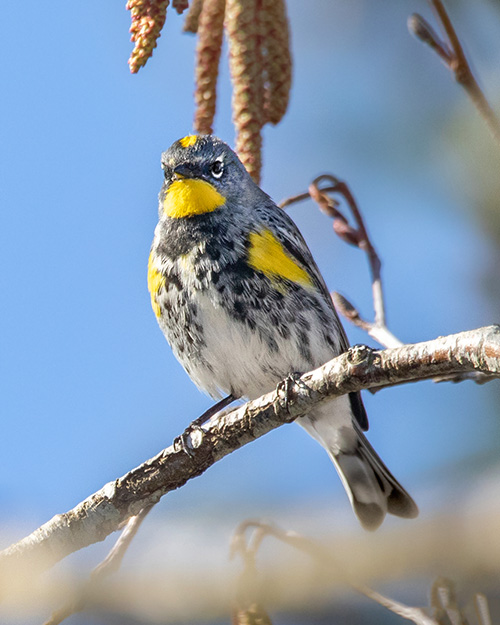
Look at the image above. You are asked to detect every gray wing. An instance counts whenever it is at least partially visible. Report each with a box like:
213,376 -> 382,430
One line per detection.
255,197 -> 369,431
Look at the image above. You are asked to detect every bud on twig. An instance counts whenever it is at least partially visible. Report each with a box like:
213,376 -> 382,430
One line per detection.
261,0 -> 292,125
172,0 -> 189,14
407,13 -> 452,66
183,0 -> 203,32
332,217 -> 362,246
194,0 -> 226,135
127,0 -> 170,73
226,0 -> 264,182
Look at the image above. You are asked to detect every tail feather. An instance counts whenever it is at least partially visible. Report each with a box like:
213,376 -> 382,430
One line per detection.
331,425 -> 418,530
299,399 -> 418,531
355,424 -> 418,520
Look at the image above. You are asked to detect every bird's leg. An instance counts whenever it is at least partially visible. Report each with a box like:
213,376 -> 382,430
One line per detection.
174,394 -> 237,456
191,393 -> 237,428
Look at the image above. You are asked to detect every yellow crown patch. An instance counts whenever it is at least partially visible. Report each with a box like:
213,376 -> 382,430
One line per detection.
179,135 -> 198,148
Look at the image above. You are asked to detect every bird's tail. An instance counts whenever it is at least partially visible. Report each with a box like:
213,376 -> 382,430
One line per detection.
329,423 -> 418,530
300,403 -> 418,531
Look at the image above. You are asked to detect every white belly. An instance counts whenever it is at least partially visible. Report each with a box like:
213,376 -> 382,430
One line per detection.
183,292 -> 336,400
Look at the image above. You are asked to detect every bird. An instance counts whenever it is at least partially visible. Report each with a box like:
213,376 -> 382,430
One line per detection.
148,134 -> 418,530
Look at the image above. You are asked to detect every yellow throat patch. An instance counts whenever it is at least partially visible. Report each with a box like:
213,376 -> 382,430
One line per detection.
163,178 -> 226,219
247,229 -> 313,288
147,252 -> 165,318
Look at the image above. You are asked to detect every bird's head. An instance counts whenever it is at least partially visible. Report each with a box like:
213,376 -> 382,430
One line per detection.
159,135 -> 255,219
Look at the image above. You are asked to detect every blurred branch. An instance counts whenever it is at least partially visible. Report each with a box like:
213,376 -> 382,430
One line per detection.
475,593 -> 493,625
42,505 -> 154,625
231,522 -> 491,625
0,325 -> 499,588
358,585 -> 436,625
7,500 -> 500,622
408,0 -> 500,147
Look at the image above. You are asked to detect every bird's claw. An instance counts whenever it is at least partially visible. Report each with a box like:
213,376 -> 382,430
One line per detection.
276,372 -> 306,413
173,424 -> 204,457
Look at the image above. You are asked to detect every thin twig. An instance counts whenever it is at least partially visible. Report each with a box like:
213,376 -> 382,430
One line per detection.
355,584 -> 437,625
331,292 -> 403,349
91,504 -> 154,578
475,593 -> 492,625
280,178 -> 496,389
43,505 -> 154,625
280,175 -> 388,331
280,177 -> 403,347
408,1 -> 500,147
430,577 -> 466,625
314,175 -> 386,327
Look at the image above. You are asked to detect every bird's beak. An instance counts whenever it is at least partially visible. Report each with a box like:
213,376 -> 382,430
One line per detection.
173,163 -> 198,179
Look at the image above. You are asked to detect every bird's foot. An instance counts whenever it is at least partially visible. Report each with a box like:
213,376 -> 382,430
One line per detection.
276,372 -> 306,414
173,394 -> 236,457
173,425 -> 204,458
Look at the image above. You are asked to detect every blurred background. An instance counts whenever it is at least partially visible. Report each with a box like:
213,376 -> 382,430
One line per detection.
1,0 -> 500,623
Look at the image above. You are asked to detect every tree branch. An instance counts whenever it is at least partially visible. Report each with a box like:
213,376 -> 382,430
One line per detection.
1,325 -> 499,588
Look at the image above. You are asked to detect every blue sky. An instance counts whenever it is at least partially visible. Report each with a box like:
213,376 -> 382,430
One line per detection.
1,2 -> 500,617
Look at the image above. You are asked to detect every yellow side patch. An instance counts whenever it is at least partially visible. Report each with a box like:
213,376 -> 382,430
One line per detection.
163,179 -> 226,218
179,135 -> 198,148
147,252 -> 166,318
247,229 -> 313,288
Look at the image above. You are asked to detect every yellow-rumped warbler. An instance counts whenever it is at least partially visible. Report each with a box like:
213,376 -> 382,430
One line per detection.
148,134 -> 418,530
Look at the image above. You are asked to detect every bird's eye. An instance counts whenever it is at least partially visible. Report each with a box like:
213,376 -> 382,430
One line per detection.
210,160 -> 224,179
